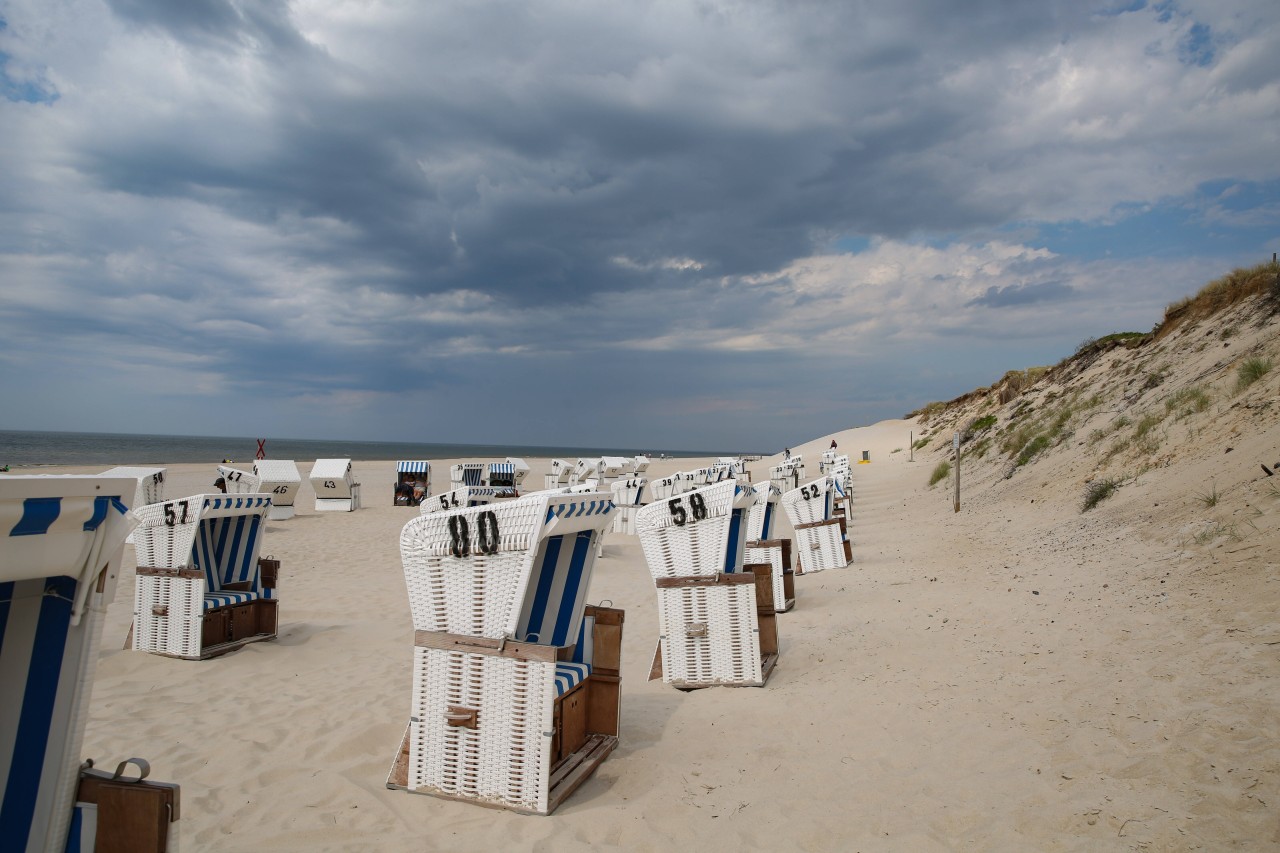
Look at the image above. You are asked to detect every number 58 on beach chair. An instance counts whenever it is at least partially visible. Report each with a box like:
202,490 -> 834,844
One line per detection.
637,479 -> 780,688
387,491 -> 624,815
129,494 -> 280,659
1,475 -> 180,852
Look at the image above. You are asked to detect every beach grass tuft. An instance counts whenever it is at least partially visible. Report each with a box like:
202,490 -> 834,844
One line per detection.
1236,357 -> 1272,392
1081,477 -> 1120,511
929,460 -> 951,487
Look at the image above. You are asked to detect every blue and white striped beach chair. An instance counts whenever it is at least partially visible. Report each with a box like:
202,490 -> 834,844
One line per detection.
388,490 -> 623,815
130,493 -> 279,659
637,479 -> 780,688
781,476 -> 851,573
744,481 -> 795,612
1,475 -> 180,852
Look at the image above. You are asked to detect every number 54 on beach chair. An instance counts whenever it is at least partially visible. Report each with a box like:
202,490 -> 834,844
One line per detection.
1,475 -> 180,852
387,491 -> 623,815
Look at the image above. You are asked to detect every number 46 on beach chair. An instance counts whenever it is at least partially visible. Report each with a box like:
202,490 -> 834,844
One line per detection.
387,490 -> 624,815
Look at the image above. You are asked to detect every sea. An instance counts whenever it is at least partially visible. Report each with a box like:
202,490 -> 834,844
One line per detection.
0,429 -> 745,468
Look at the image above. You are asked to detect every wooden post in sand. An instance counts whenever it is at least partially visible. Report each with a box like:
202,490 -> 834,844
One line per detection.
953,432 -> 961,513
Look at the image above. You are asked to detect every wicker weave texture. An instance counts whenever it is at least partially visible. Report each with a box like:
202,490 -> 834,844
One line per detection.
635,480 -> 737,579
745,543 -> 789,608
132,574 -> 203,657
408,647 -> 554,813
795,519 -> 850,573
656,584 -> 763,685
781,477 -> 833,527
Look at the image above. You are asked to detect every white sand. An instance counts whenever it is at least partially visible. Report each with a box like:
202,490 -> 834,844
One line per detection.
23,400 -> 1279,850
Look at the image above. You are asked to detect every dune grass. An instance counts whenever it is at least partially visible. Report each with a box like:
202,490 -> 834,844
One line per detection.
1236,357 -> 1272,392
929,461 -> 951,487
1081,478 -> 1120,512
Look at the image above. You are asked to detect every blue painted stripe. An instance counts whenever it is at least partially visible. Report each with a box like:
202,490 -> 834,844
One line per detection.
552,532 -> 591,646
10,497 -> 61,537
0,575 -> 75,849
761,502 -> 774,540
724,509 -> 742,573
525,535 -> 563,643
225,516 -> 247,584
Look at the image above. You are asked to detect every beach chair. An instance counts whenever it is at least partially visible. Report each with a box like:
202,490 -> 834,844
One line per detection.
420,485 -> 520,515
310,459 -> 361,511
506,458 -> 530,487
632,455 -> 651,474
781,477 -> 851,574
544,459 -> 573,490
744,481 -> 794,612
387,491 -> 623,814
609,476 -> 648,535
1,475 -> 180,852
253,459 -> 302,520
487,462 -> 517,488
599,457 -> 627,484
637,479 -> 779,688
130,493 -> 279,659
395,461 -> 431,507
216,464 -> 260,494
99,466 -> 166,509
450,463 -> 485,490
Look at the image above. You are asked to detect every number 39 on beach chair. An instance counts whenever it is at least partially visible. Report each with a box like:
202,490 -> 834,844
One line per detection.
1,475 -> 180,852
637,479 -> 780,688
387,491 -> 624,815
781,477 -> 852,573
129,494 -> 280,659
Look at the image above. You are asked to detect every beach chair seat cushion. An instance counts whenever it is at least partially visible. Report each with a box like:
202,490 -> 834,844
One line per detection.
202,590 -> 257,610
554,662 -> 591,696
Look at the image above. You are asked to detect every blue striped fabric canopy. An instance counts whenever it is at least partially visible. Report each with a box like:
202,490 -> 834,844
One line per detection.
1,476 -> 136,852
488,463 -> 514,474
515,530 -> 594,647
398,461 -> 430,473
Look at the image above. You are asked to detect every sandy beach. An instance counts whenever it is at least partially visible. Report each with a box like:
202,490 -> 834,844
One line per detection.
14,402 -> 1274,851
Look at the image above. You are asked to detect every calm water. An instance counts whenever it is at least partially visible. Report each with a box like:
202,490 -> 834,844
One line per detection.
0,429 -> 741,467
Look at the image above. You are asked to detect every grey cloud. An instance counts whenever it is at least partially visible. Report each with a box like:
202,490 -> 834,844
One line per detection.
966,281 -> 1077,308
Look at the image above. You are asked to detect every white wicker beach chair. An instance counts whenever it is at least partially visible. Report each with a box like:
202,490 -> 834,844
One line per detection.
253,459 -> 302,519
609,476 -> 648,535
781,477 -> 851,574
1,475 -> 180,852
99,466 -> 166,509
130,494 -> 279,659
217,464 -> 261,494
632,455 -> 651,474
310,458 -> 361,511
487,461 -> 518,488
387,491 -> 623,815
450,462 -> 485,490
636,480 -> 780,688
395,461 -> 431,507
743,481 -> 794,612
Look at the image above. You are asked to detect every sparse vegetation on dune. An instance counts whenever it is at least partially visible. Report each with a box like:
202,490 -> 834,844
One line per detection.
1081,477 -> 1120,512
1159,260 -> 1280,338
928,461 -> 951,486
1236,356 -> 1272,392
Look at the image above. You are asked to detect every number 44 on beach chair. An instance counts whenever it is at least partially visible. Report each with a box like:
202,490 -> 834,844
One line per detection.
387,490 -> 624,815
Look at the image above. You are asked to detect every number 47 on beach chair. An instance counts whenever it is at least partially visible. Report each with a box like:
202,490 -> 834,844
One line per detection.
387,490 -> 624,815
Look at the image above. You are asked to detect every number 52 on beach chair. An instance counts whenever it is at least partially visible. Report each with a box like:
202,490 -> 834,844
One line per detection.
782,476 -> 852,573
387,491 -> 624,815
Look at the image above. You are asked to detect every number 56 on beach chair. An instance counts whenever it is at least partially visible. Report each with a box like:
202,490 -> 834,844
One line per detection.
129,494 -> 280,659
1,476 -> 180,852
387,491 -> 624,815
637,479 -> 780,688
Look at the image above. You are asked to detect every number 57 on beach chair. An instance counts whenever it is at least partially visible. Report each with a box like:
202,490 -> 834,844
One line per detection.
638,479 -> 781,688
387,491 -> 623,815
1,475 -> 180,852
129,494 -> 280,659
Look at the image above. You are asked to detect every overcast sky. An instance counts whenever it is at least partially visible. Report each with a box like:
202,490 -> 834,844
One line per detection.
1,0 -> 1277,451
